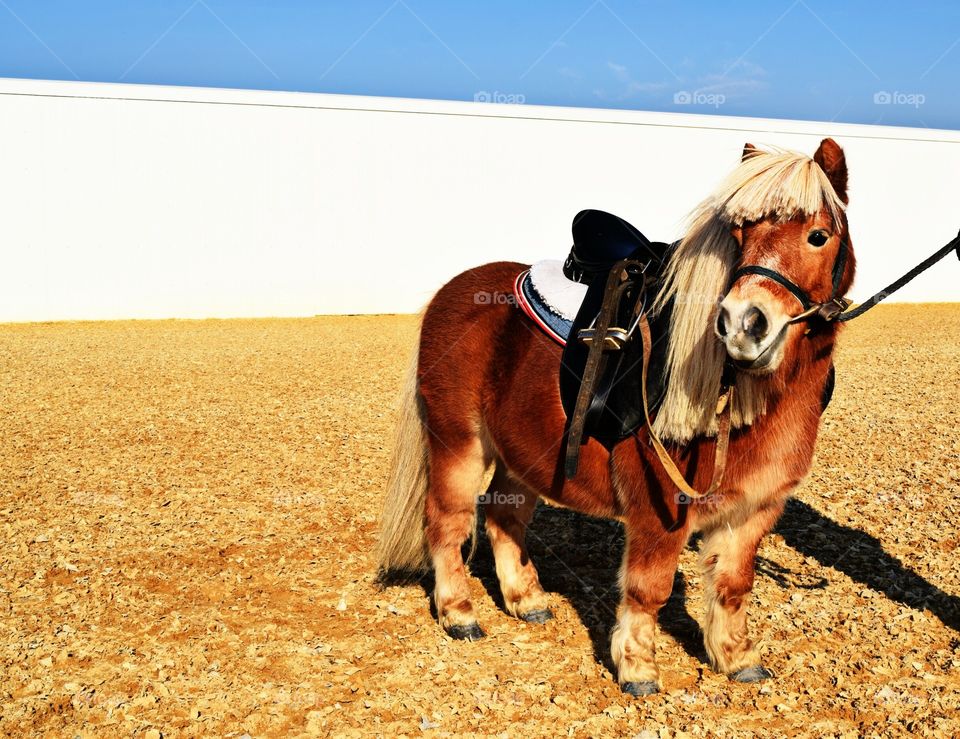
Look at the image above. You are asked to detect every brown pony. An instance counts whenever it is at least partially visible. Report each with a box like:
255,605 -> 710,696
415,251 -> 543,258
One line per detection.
378,138 -> 855,696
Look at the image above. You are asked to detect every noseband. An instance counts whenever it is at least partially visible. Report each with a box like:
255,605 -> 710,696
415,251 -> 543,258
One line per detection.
727,236 -> 851,324
727,228 -> 960,325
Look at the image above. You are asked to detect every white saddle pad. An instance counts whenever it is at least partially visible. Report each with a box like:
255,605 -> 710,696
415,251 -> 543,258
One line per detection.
527,260 -> 588,321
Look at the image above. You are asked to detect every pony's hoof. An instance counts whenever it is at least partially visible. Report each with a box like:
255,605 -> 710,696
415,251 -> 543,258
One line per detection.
621,681 -> 660,697
730,665 -> 774,683
446,623 -> 485,641
519,608 -> 554,624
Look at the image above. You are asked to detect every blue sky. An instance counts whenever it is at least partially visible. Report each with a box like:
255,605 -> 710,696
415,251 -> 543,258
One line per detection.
1,1 -> 958,129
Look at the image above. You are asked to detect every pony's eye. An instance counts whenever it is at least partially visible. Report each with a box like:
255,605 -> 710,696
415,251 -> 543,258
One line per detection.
808,230 -> 830,247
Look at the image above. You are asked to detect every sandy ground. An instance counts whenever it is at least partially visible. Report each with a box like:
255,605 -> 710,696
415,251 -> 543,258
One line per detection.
1,305 -> 959,738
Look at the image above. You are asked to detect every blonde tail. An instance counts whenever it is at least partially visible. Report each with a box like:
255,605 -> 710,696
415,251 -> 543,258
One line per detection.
377,345 -> 431,574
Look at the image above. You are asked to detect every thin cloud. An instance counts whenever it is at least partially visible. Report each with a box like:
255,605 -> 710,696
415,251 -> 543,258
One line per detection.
696,77 -> 767,97
599,60 -> 670,100
689,62 -> 769,99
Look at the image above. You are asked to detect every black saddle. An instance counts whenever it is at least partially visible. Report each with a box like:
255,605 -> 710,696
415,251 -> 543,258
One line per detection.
564,209 -> 667,283
558,210 -> 676,452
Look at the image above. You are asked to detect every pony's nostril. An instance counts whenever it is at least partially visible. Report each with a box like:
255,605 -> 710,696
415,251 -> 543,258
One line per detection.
742,306 -> 769,340
716,306 -> 730,337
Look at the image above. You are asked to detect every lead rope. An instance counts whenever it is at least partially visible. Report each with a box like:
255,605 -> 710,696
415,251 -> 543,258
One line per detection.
836,231 -> 960,323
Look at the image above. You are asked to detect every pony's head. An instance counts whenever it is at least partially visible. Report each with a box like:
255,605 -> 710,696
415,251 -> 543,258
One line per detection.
652,138 -> 856,443
716,139 -> 854,372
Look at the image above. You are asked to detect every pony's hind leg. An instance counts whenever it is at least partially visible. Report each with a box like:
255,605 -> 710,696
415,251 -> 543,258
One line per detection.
483,466 -> 552,623
700,503 -> 783,681
424,434 -> 491,640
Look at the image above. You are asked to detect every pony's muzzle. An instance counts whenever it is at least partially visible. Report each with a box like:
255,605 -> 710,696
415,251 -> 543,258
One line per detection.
716,295 -> 785,371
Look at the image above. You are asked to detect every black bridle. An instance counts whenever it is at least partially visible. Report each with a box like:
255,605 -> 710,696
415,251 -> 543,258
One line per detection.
728,230 -> 960,325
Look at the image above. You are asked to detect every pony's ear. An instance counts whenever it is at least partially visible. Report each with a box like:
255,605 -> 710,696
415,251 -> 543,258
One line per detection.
813,137 -> 848,204
741,143 -> 759,161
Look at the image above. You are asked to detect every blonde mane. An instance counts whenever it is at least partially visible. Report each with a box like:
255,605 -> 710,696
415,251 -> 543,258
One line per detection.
651,147 -> 846,443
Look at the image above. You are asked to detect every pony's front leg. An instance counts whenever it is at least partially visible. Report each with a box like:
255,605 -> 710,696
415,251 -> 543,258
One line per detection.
700,502 -> 783,681
612,523 -> 689,696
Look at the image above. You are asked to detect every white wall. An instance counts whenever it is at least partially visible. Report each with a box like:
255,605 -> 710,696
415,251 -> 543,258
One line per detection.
0,78 -> 957,322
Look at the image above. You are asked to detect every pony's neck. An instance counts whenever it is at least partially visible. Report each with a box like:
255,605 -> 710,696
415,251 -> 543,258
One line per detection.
745,324 -> 839,422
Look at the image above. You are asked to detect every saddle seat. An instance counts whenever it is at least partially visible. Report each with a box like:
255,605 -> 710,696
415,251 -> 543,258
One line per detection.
565,209 -> 670,283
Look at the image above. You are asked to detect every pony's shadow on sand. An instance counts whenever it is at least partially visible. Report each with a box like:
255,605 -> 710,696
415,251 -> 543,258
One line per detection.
469,497 -> 959,671
471,504 -> 704,673
775,498 -> 960,631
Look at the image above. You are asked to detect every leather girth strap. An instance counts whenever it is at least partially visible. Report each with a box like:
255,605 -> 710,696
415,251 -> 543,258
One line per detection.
637,315 -> 734,500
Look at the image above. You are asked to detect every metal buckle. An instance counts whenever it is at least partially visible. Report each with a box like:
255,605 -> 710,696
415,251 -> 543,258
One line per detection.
817,297 -> 851,322
788,296 -> 851,324
578,325 -> 630,350
577,258 -> 649,350
578,287 -> 647,350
